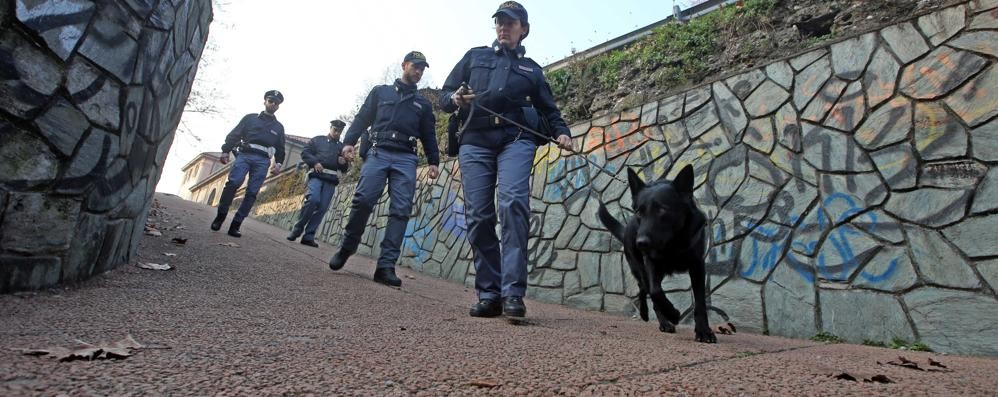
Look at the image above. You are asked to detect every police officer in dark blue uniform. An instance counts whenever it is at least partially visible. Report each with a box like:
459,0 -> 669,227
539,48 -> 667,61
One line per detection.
211,90 -> 287,237
287,120 -> 351,247
328,51 -> 441,287
440,2 -> 573,318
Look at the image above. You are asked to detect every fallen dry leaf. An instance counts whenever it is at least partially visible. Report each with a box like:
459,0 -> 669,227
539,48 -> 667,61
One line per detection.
468,379 -> 500,388
109,334 -> 144,350
136,262 -> 173,271
98,347 -> 132,359
218,242 -> 240,248
866,374 -> 893,384
885,356 -> 924,371
144,228 -> 162,237
928,358 -> 947,368
163,253 -> 177,257
171,238 -> 187,245
16,335 -> 149,362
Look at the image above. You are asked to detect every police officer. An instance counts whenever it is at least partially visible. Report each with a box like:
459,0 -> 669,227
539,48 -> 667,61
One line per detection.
328,51 -> 441,287
287,120 -> 351,247
440,2 -> 572,318
211,90 -> 287,237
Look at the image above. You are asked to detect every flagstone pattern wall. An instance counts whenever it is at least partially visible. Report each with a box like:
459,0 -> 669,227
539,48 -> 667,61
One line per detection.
0,1 -> 211,292
251,0 -> 998,355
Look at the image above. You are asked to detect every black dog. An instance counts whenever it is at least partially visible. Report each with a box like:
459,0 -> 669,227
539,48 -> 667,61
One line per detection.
597,164 -> 716,343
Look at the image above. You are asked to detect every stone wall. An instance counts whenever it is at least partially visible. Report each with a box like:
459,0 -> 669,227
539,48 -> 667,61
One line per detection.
0,1 -> 211,292
248,0 -> 997,355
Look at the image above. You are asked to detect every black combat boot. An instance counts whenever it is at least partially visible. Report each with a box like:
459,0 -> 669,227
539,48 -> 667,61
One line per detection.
469,299 -> 502,318
227,220 -> 242,238
372,267 -> 402,287
328,249 -> 353,270
210,214 -> 226,231
503,296 -> 526,318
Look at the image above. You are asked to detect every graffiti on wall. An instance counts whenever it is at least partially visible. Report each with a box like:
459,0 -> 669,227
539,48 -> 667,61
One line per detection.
246,2 -> 998,355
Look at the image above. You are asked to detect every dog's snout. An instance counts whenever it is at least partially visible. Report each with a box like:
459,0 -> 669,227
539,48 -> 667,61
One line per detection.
636,236 -> 651,250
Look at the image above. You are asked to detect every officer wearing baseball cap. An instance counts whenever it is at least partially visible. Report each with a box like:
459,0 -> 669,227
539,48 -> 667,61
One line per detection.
403,51 -> 429,67
440,1 -> 572,318
211,90 -> 288,237
287,119 -> 351,247
328,52 -> 440,287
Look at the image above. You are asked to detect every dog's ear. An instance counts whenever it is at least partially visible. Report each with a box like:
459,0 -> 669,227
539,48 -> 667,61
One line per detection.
673,164 -> 694,194
627,167 -> 646,195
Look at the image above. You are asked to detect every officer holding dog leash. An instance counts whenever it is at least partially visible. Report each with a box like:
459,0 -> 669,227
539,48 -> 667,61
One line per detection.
328,51 -> 440,287
440,1 -> 573,318
211,90 -> 287,238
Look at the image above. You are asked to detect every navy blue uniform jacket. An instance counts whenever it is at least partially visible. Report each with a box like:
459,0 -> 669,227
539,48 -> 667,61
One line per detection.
301,135 -> 350,184
221,112 -> 287,164
342,79 -> 440,166
439,41 -> 570,152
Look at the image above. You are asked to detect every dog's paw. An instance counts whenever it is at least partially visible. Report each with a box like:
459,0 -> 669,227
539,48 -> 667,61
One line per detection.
665,307 -> 681,325
658,322 -> 676,333
695,329 -> 717,343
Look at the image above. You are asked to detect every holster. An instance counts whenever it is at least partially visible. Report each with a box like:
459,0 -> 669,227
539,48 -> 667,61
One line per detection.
358,131 -> 373,160
446,114 -> 461,157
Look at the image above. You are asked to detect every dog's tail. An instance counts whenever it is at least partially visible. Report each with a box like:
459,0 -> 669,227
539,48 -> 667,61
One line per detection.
597,202 -> 625,242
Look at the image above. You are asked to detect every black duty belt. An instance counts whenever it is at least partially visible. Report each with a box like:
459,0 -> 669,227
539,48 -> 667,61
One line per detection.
371,130 -> 417,147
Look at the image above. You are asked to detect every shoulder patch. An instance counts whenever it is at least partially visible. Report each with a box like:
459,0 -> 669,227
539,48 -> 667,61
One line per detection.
517,65 -> 534,72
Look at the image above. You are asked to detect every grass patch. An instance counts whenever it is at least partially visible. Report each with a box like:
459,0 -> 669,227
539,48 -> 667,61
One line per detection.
890,338 -> 933,352
547,0 -> 776,121
861,338 -> 933,352
811,331 -> 844,343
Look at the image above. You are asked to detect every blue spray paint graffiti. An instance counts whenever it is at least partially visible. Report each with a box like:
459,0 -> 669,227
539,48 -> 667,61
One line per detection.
732,192 -> 902,285
403,191 -> 467,269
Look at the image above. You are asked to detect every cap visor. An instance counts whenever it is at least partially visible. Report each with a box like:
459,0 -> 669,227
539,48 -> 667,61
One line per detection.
492,9 -> 521,20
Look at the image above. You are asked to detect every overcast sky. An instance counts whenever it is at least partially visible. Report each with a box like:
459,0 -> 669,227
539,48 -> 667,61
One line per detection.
159,0 -> 707,194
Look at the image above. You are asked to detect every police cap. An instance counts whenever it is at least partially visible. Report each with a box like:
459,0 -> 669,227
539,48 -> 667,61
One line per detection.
264,90 -> 284,104
493,1 -> 528,24
403,51 -> 429,67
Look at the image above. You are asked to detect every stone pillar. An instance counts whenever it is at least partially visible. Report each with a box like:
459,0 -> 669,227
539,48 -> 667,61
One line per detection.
0,1 -> 212,292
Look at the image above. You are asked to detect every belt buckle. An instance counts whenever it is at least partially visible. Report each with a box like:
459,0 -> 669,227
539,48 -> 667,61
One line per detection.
391,132 -> 397,139
492,116 -> 500,126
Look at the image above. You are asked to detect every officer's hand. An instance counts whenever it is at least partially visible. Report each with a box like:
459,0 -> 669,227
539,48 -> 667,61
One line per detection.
220,153 -> 230,165
342,145 -> 356,160
451,89 -> 476,108
427,165 -> 439,179
270,163 -> 281,175
556,135 -> 573,151
314,163 -> 324,172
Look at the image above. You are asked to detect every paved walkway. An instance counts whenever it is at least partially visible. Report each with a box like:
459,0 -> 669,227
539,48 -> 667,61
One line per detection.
2,193 -> 997,396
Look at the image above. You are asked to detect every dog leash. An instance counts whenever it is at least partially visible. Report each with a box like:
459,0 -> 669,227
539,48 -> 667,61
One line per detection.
456,84 -> 628,184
